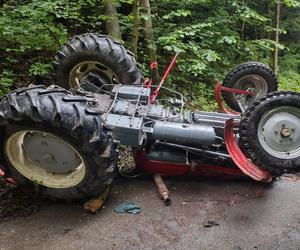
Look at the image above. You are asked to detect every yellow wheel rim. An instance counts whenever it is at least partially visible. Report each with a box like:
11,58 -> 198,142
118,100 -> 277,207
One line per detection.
5,130 -> 86,189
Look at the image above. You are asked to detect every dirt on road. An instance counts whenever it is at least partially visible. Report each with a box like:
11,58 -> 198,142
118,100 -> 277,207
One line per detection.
0,176 -> 300,250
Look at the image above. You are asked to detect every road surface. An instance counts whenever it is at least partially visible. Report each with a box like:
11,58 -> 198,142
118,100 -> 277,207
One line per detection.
0,176 -> 300,250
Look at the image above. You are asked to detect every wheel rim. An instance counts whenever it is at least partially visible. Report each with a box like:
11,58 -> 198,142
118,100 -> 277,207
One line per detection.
5,130 -> 86,188
233,74 -> 268,109
69,60 -> 119,89
258,106 -> 300,159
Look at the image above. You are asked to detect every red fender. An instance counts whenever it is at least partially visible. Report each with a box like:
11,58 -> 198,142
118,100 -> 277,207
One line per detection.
215,81 -> 240,115
224,119 -> 272,183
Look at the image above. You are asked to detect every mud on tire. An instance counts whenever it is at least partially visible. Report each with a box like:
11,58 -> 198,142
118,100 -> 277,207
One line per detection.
0,85 -> 118,201
53,33 -> 142,90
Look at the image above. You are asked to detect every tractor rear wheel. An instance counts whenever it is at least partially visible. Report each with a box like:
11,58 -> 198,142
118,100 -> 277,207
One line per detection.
53,33 -> 142,91
222,62 -> 278,112
240,91 -> 300,176
0,85 -> 118,201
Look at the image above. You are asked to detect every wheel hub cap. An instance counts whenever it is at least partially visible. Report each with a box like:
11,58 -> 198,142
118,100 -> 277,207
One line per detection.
258,106 -> 300,159
234,74 -> 268,109
69,60 -> 118,89
23,132 -> 81,173
5,130 -> 86,188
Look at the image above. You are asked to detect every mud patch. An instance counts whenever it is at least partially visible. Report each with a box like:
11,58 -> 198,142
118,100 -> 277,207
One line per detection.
0,176 -> 46,221
280,174 -> 300,182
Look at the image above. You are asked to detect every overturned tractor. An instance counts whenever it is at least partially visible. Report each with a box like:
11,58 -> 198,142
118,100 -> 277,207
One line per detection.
0,33 -> 299,202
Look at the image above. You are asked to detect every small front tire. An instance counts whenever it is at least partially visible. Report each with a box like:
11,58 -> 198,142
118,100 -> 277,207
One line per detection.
240,91 -> 300,175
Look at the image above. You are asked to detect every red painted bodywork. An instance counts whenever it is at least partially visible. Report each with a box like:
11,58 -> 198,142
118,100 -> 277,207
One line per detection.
150,53 -> 179,103
135,150 -> 246,179
134,119 -> 273,182
215,81 -> 240,115
224,119 -> 272,183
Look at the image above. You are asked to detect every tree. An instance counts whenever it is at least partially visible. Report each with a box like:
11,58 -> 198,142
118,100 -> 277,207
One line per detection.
104,0 -> 121,40
274,0 -> 281,74
130,0 -> 140,56
140,0 -> 156,62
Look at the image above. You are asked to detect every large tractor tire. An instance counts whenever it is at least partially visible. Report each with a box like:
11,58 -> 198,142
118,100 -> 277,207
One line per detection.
0,85 -> 118,201
240,91 -> 300,176
222,62 -> 278,112
53,33 -> 142,91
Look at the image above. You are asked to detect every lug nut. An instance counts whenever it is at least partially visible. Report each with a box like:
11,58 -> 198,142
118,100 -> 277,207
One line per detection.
281,128 -> 291,137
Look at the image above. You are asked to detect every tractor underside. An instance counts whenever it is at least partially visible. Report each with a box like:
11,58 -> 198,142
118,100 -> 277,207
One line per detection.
86,83 -> 272,182
1,33 -> 299,204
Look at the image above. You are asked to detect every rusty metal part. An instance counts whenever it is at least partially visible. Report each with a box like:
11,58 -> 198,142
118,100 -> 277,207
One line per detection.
84,187 -> 110,213
153,174 -> 171,206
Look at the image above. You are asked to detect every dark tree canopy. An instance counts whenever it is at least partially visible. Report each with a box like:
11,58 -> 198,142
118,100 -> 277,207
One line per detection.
0,0 -> 299,109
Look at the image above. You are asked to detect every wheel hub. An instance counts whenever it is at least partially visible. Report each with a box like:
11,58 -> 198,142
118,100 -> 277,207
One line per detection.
281,127 -> 292,137
258,106 -> 300,159
69,60 -> 118,89
5,130 -> 86,188
234,74 -> 268,109
22,132 -> 81,173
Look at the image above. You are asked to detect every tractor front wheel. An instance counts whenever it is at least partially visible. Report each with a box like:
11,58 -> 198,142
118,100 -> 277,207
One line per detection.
240,91 -> 300,176
222,62 -> 278,112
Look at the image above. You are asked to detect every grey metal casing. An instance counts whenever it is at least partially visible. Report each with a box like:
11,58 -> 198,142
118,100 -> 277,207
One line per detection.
152,121 -> 216,146
104,114 -> 144,147
112,85 -> 150,102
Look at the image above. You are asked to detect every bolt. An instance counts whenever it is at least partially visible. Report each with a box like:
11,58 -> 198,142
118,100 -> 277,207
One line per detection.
43,153 -> 54,163
281,128 -> 291,138
41,141 -> 47,147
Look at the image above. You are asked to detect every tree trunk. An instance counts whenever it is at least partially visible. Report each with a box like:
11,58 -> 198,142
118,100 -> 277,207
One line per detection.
131,0 -> 140,57
274,0 -> 281,75
104,0 -> 121,41
140,0 -> 156,62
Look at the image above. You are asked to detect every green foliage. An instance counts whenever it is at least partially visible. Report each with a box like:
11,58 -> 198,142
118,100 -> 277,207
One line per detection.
29,63 -> 53,76
0,70 -> 15,96
279,71 -> 300,92
279,50 -> 300,92
0,0 -> 105,96
0,0 -> 299,105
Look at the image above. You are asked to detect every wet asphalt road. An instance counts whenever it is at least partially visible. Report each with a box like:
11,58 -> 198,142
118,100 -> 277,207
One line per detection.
0,176 -> 300,250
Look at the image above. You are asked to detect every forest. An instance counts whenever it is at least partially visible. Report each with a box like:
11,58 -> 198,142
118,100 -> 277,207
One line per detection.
0,0 -> 299,110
